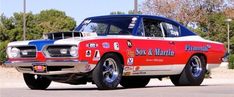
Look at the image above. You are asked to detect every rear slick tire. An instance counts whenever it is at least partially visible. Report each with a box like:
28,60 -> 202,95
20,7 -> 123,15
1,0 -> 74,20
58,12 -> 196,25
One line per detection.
170,55 -> 206,86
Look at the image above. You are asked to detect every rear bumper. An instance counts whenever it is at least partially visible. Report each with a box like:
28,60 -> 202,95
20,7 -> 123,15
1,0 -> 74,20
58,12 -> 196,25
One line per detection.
4,60 -> 94,75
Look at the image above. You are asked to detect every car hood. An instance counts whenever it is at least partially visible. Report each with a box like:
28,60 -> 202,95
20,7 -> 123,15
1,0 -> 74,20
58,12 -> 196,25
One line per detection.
7,37 -> 96,51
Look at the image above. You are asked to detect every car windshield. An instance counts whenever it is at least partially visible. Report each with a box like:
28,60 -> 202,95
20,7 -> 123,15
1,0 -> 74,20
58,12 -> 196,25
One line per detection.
75,16 -> 138,35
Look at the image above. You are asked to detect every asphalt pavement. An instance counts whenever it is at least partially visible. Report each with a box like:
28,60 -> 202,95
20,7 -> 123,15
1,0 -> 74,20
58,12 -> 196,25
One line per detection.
1,66 -> 234,97
1,79 -> 234,97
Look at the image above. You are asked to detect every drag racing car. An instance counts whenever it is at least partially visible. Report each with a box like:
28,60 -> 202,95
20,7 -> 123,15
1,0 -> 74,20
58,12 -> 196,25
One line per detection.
4,15 -> 226,90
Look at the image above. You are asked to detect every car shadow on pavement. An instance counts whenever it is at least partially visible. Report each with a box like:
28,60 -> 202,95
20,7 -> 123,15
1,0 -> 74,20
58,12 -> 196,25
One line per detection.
46,87 -> 124,91
44,85 -> 209,91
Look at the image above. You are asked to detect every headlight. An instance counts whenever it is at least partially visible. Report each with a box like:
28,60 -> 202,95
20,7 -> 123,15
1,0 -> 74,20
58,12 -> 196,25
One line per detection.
7,47 -> 20,58
70,46 -> 78,57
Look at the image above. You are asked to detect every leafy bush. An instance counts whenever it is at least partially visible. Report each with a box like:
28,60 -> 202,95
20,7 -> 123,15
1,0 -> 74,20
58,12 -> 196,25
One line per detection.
229,54 -> 234,69
0,41 -> 9,64
205,70 -> 211,78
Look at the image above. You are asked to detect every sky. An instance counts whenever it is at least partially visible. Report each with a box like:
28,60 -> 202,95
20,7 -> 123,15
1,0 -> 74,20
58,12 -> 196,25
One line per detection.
0,0 -> 144,24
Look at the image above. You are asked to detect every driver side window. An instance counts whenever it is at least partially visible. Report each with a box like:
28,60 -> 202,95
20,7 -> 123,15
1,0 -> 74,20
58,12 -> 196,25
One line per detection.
143,18 -> 163,37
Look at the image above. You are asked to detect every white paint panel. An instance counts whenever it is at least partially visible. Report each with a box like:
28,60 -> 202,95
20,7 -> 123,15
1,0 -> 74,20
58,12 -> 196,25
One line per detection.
54,38 -> 82,45
123,65 -> 185,76
164,36 -> 223,44
8,40 -> 31,46
86,35 -> 222,45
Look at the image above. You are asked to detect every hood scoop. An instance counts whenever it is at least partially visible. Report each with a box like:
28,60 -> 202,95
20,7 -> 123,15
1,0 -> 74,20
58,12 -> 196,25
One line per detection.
43,31 -> 98,40
43,31 -> 81,40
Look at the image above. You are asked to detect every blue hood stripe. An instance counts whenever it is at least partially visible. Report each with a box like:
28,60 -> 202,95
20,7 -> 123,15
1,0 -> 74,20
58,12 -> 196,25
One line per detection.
29,40 -> 55,51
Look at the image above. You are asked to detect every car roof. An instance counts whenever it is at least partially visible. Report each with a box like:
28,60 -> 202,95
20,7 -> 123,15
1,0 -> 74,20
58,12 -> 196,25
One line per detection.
82,15 -> 196,36
85,15 -> 181,25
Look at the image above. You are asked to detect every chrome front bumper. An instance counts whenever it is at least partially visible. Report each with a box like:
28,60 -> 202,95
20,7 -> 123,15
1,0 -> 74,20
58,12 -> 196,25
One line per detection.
4,60 -> 94,75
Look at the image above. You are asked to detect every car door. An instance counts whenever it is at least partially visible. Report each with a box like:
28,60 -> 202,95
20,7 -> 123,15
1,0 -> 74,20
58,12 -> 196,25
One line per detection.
161,22 -> 185,63
132,18 -> 177,73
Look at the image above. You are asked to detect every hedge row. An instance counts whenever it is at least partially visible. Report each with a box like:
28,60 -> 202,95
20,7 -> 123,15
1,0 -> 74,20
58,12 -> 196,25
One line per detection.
229,54 -> 234,69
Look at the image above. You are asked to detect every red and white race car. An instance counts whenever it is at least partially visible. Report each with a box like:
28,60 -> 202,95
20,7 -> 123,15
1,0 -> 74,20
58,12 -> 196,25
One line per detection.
5,15 -> 226,90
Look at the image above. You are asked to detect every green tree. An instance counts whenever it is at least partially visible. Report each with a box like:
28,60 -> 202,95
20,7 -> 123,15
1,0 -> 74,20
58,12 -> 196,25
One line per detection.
0,9 -> 77,63
203,13 -> 227,42
0,41 -> 9,63
1,12 -> 42,41
229,20 -> 234,54
37,9 -> 76,33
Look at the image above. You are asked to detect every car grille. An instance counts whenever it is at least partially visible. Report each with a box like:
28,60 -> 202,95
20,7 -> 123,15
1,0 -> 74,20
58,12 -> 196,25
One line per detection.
45,45 -> 73,57
18,46 -> 36,58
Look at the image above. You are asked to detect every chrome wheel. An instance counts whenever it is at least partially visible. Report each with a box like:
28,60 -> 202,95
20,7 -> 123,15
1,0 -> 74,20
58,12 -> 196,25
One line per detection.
102,58 -> 119,83
190,56 -> 202,78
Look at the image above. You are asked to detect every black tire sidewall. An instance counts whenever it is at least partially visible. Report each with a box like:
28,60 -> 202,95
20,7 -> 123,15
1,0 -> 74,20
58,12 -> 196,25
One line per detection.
23,73 -> 51,90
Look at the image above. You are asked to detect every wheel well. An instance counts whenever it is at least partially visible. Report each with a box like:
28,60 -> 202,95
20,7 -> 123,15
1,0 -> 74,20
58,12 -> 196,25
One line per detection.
102,52 -> 124,65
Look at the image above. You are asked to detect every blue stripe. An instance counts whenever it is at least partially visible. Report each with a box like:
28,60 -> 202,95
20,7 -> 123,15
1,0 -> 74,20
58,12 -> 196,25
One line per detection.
28,40 -> 55,51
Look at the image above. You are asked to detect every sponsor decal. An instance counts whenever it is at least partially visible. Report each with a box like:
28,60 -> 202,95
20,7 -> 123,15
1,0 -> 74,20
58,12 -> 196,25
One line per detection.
127,58 -> 134,65
85,65 -> 91,71
85,50 -> 91,57
135,66 -> 140,71
127,50 -> 135,57
146,58 -> 164,62
123,66 -> 133,76
185,44 -> 211,52
148,49 -> 153,56
128,24 -> 135,29
127,40 -> 132,48
93,50 -> 100,61
124,66 -> 134,71
155,48 -> 175,56
136,48 -> 147,56
128,17 -> 137,29
132,17 -> 137,21
136,48 -> 175,56
114,42 -> 120,50
123,72 -> 131,76
132,71 -> 146,75
86,43 -> 98,48
102,42 -> 110,48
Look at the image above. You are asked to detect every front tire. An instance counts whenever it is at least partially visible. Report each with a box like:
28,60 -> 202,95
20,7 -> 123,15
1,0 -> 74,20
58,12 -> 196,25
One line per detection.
23,73 -> 51,90
92,53 -> 123,90
120,77 -> 150,88
170,55 -> 206,86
